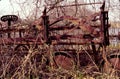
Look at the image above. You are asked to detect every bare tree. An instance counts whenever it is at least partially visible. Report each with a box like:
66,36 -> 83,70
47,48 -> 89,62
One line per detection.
7,0 -> 120,25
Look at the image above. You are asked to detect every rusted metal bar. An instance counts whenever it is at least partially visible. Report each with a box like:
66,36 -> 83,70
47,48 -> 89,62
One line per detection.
42,8 -> 50,44
0,28 -> 26,33
49,25 -> 100,31
52,41 -> 102,45
118,32 -> 120,40
49,19 -> 62,26
54,49 -> 76,52
49,34 -> 94,40
101,11 -> 110,46
0,37 -> 43,45
91,42 -> 99,64
49,26 -> 80,31
49,2 -> 103,8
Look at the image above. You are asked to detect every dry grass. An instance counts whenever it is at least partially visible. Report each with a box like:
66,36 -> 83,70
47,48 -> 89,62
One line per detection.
0,44 -> 119,79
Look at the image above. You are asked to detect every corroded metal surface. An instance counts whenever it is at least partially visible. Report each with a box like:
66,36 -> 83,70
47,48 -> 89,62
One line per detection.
0,2 -> 111,71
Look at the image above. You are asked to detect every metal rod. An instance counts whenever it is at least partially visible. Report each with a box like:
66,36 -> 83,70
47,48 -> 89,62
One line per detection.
49,2 -> 103,8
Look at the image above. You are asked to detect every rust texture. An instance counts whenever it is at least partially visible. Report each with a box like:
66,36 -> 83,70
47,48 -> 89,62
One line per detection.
0,2 -> 112,70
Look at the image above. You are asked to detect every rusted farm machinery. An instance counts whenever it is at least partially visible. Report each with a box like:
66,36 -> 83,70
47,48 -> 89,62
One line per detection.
0,2 -> 118,73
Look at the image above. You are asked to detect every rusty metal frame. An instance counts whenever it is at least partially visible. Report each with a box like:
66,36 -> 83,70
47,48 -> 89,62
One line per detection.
0,1 -> 110,68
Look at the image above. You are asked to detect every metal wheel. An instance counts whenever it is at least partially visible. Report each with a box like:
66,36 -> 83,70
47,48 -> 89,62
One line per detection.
107,53 -> 120,70
101,53 -> 120,75
14,44 -> 29,57
53,51 -> 75,70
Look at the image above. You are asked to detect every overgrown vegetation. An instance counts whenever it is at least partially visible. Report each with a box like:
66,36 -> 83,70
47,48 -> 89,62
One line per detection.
0,0 -> 120,79
0,44 -> 119,79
